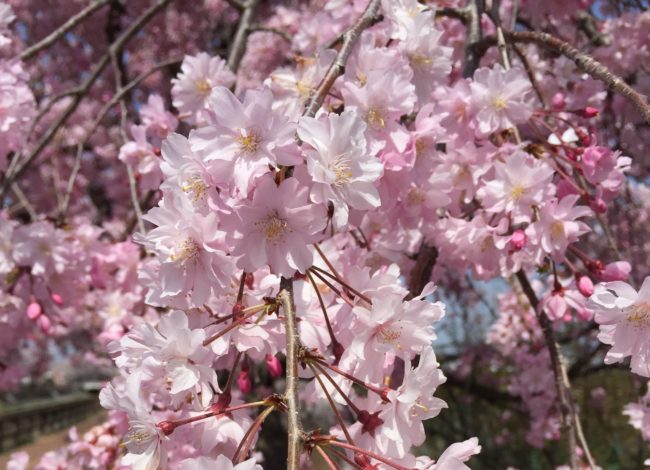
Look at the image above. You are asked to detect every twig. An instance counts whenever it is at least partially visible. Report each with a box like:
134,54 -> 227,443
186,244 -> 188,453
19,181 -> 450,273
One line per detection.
10,183 -> 37,221
504,31 -> 650,125
435,6 -> 470,23
407,243 -> 438,298
516,270 -> 596,470
223,0 -> 244,10
248,25 -> 292,43
278,277 -> 303,470
303,0 -> 381,118
0,0 -> 173,199
462,0 -> 485,78
19,0 -> 111,61
126,165 -> 146,234
276,3 -> 382,467
227,0 -> 261,73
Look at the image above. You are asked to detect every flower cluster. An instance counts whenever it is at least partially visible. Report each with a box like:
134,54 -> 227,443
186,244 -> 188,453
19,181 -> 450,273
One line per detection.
1,0 -> 649,468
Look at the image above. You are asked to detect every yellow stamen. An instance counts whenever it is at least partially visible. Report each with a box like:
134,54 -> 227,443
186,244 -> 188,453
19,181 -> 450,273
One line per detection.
256,210 -> 288,241
236,130 -> 260,154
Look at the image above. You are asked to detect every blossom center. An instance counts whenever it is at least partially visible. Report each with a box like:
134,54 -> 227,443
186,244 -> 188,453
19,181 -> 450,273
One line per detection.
236,129 -> 261,154
414,138 -> 427,156
376,323 -> 402,347
492,95 -> 507,111
367,108 -> 386,129
256,210 -> 288,241
410,53 -> 433,67
123,426 -> 156,453
295,80 -> 311,98
195,78 -> 212,97
550,221 -> 565,240
329,154 -> 353,187
170,238 -> 200,262
510,184 -> 526,201
627,303 -> 650,328
181,177 -> 208,202
407,187 -> 426,205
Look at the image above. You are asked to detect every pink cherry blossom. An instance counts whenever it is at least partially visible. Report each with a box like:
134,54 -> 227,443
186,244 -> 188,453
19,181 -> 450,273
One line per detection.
172,52 -> 237,124
224,175 -> 327,277
470,64 -> 536,136
297,109 -> 383,228
588,276 -> 650,377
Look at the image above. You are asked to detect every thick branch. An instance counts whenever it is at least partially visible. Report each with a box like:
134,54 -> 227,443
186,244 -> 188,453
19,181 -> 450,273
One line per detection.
462,0 -> 485,78
503,31 -> 650,125
0,0 -> 172,199
516,270 -> 595,470
227,0 -> 260,73
19,0 -> 111,61
303,0 -> 381,118
407,243 -> 438,298
278,278 -> 302,470
276,2 -> 382,467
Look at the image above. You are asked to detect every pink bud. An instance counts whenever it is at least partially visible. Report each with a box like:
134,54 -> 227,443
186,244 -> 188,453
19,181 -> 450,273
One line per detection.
577,276 -> 594,297
597,261 -> 631,281
578,106 -> 599,118
51,293 -> 63,305
265,354 -> 283,379
37,315 -> 52,334
509,230 -> 526,251
551,92 -> 566,110
590,197 -> 607,214
237,370 -> 251,394
26,302 -> 42,320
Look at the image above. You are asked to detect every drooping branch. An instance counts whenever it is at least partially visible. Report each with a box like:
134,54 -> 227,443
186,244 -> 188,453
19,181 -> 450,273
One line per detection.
303,0 -> 381,118
462,0 -> 485,78
278,2 -> 382,467
516,270 -> 596,470
0,0 -> 173,199
278,277 -> 302,470
407,243 -> 438,298
19,0 -> 112,61
474,30 -> 650,125
57,57 -> 181,220
227,0 -> 261,73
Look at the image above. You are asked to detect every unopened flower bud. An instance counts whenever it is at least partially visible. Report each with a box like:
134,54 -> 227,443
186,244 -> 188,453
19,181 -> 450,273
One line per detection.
237,370 -> 251,394
551,92 -> 566,110
26,302 -> 42,320
597,261 -> 631,281
50,293 -> 63,305
577,275 -> 594,297
37,315 -> 52,334
591,197 -> 607,214
265,354 -> 282,378
509,230 -> 526,251
578,106 -> 599,118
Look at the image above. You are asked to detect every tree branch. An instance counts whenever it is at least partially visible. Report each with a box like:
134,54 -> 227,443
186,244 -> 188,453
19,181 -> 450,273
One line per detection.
227,0 -> 261,73
462,0 -> 485,78
516,270 -> 596,470
19,0 -> 112,61
278,277 -> 302,470
303,0 -> 381,118
407,243 -> 438,298
276,2 -> 382,467
0,0 -> 172,200
501,31 -> 650,125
